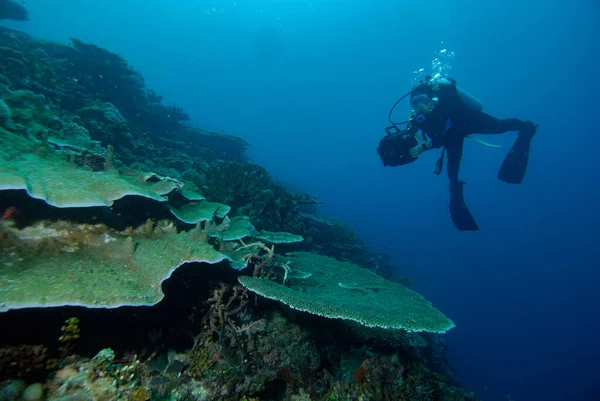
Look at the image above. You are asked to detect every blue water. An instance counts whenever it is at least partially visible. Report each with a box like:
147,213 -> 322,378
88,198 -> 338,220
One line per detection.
5,1 -> 599,400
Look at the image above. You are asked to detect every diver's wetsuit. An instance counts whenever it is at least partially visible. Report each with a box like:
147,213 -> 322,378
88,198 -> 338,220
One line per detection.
407,81 -> 536,231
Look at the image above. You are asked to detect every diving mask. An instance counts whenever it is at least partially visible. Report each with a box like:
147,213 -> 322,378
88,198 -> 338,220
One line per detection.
411,94 -> 438,123
410,93 -> 432,109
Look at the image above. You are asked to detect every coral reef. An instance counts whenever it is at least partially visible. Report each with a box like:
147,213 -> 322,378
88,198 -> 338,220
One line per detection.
327,355 -> 480,401
0,0 -> 28,21
254,230 -> 304,245
0,25 -> 480,401
0,218 -> 227,311
239,252 -> 455,333
41,348 -> 147,401
0,130 -> 182,208
0,345 -> 47,381
0,97 -> 14,129
0,26 -> 248,172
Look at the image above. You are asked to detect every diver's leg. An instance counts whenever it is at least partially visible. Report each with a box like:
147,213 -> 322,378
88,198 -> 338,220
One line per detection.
465,110 -> 531,134
446,136 -> 479,231
465,110 -> 538,184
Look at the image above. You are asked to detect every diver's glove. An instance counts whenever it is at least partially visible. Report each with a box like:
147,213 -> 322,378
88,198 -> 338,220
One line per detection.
409,141 -> 433,158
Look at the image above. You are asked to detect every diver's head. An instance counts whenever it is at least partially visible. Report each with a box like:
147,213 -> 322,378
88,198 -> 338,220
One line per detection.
410,82 -> 438,123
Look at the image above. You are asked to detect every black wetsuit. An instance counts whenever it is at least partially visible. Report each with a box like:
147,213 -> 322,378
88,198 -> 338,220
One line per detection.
407,81 -> 536,231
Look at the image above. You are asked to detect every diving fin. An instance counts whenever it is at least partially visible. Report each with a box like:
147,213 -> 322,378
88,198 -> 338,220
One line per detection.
449,181 -> 479,231
498,123 -> 537,184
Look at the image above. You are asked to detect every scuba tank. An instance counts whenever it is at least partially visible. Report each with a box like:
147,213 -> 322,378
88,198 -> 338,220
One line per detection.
455,84 -> 483,112
405,77 -> 484,125
432,77 -> 484,112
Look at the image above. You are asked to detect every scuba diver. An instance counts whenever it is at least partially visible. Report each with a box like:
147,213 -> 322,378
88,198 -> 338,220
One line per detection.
377,76 -> 538,231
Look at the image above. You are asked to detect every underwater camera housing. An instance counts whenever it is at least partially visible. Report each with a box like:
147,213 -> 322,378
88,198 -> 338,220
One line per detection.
377,125 -> 419,167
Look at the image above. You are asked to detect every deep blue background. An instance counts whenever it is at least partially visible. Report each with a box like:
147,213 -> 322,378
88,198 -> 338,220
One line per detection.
5,1 -> 599,400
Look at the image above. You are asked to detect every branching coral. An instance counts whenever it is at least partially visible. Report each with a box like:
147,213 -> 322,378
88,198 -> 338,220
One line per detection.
200,161 -> 272,208
236,239 -> 275,276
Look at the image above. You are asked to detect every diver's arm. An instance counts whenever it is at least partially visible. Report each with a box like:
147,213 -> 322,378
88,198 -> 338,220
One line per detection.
427,134 -> 445,149
408,130 -> 445,157
409,141 -> 430,158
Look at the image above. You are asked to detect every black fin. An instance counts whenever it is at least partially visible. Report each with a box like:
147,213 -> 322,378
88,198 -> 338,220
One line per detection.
449,181 -> 479,231
498,125 -> 537,184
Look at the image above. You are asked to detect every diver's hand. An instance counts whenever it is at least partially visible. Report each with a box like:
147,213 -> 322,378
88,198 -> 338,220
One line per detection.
409,145 -> 425,158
